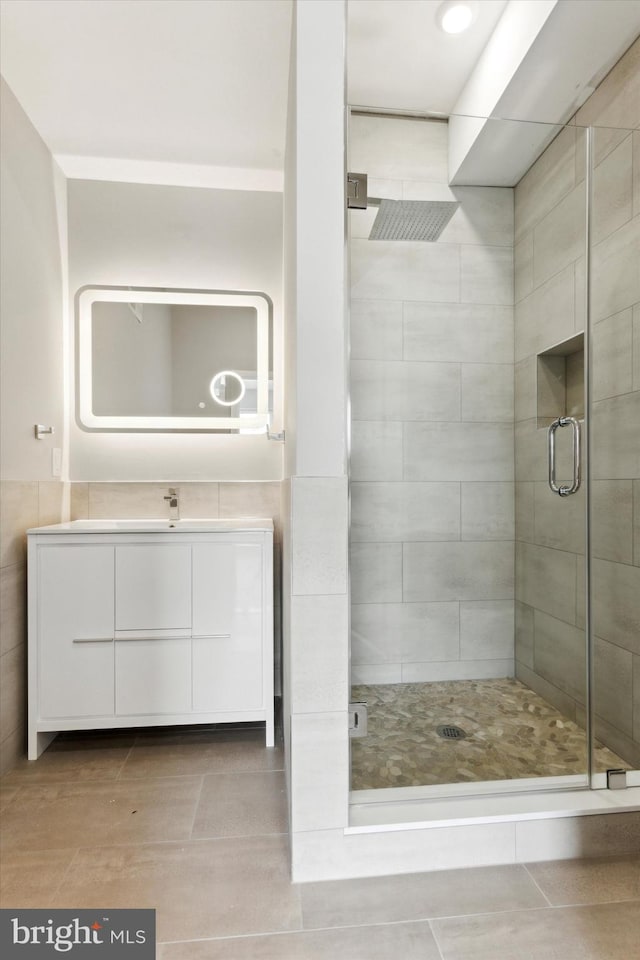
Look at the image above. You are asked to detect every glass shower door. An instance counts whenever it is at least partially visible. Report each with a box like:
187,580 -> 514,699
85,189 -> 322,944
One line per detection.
588,123 -> 640,788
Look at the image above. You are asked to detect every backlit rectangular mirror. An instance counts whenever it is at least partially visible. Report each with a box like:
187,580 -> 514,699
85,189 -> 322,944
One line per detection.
77,287 -> 272,431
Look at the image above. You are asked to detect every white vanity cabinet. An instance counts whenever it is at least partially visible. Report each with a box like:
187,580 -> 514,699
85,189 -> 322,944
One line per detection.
28,520 -> 274,759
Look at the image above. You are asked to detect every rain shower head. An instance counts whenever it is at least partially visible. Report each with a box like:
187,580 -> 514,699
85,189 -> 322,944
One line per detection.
369,199 -> 459,242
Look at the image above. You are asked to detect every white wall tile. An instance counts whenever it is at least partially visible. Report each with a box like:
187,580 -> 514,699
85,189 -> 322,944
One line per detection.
290,712 -> 349,832
291,595 -> 349,714
350,300 -> 403,360
292,477 -> 348,596
351,663 -> 402,684
440,186 -> 514,247
404,422 -> 514,482
516,813 -> 640,864
291,822 -> 517,882
351,359 -> 460,422
351,601 -> 460,665
351,482 -> 460,542
403,542 -> 514,602
461,364 -> 514,422
351,239 -> 460,303
350,543 -> 402,604
403,302 -> 513,364
461,482 -> 514,541
460,601 -> 514,660
460,245 -> 513,306
350,422 -> 403,481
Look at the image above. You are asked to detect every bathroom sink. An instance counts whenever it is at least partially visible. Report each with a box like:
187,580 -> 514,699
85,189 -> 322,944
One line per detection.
29,518 -> 273,534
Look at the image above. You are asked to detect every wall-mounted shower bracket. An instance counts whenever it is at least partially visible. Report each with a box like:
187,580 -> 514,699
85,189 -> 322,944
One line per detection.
607,769 -> 627,790
347,172 -> 368,209
349,701 -> 368,738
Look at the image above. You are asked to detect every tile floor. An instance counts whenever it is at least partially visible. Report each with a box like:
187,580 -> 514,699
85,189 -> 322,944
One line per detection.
351,678 -> 628,789
1,724 -> 639,959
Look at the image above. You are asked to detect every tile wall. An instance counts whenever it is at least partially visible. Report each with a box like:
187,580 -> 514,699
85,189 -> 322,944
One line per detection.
0,481 -> 67,774
514,38 -> 640,768
349,114 -> 515,685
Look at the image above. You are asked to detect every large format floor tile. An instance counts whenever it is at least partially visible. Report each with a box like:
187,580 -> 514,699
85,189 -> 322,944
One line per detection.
431,901 -> 640,960
525,855 -> 640,905
300,864 -> 546,929
0,848 -> 77,908
120,734 -> 284,779
49,836 -> 302,943
158,920 -> 441,960
191,770 -> 288,839
0,776 -> 203,851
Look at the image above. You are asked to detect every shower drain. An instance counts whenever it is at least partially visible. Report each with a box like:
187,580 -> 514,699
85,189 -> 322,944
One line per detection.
436,724 -> 467,740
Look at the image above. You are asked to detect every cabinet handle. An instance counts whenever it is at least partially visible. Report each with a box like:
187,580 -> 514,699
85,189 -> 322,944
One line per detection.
73,637 -> 114,643
115,635 -> 191,642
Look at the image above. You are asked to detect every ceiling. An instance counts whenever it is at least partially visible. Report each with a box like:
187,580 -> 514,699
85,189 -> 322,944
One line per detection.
1,1 -> 638,183
0,0 -> 293,172
347,0 -> 509,114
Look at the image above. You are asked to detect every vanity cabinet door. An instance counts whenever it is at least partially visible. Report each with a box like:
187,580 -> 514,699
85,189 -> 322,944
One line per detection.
192,542 -> 264,712
115,544 -> 191,631
37,545 -> 115,719
115,638 -> 191,716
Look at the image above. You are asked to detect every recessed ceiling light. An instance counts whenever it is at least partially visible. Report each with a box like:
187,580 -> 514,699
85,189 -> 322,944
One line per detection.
437,1 -> 477,35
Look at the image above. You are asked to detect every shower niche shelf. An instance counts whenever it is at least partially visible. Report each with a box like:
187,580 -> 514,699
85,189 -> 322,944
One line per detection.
536,333 -> 584,428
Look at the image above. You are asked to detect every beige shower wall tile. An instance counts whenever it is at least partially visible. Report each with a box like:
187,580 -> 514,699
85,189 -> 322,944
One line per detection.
533,185 -> 586,289
633,131 -> 640,218
0,481 -> 39,567
591,215 -> 640,323
351,481 -> 460,543
461,482 -> 514,541
440,185 -> 514,247
351,601 -> 460,665
351,359 -> 460,422
515,263 -> 576,362
514,232 -> 534,303
460,600 -> 514,661
515,124 -> 577,242
349,114 -> 449,182
533,482 -> 585,555
592,557 -> 640,655
591,392 -> 640,480
515,357 -> 536,422
516,541 -> 577,626
0,563 -> 26,656
592,133 -> 633,246
351,238 -> 460,303
634,480 -> 640,567
515,601 -> 534,669
633,304 -> 640,391
515,482 -> 534,543
594,636 -> 633,737
350,300 -> 403,360
403,541 -> 514,603
461,364 -> 514,422
591,480 -> 634,565
350,421 -> 403,481
575,38 -> 640,142
460,245 -> 513,306
533,610 -> 586,706
405,422 -> 514,482
403,302 -> 513,364
592,309 -> 634,401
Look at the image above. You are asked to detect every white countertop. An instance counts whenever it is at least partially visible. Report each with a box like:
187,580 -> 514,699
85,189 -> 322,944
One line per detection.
28,518 -> 274,534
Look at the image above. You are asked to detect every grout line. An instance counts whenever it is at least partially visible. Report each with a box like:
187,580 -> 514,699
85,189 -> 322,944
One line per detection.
521,862 -> 554,907
427,918 -> 447,960
115,743 -> 134,781
47,847 -> 83,905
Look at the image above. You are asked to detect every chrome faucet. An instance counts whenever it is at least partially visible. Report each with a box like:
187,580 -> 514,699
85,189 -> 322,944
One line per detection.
164,487 -> 180,521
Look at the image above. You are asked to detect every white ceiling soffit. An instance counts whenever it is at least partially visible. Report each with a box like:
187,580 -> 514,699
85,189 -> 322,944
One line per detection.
449,0 -> 640,186
347,0 -> 510,114
0,0 -> 292,187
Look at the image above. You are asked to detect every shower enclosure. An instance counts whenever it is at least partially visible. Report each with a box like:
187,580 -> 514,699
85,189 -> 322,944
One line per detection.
347,110 -> 639,802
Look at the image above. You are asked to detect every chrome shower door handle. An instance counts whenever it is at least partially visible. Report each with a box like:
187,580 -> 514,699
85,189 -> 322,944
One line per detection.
548,416 -> 581,497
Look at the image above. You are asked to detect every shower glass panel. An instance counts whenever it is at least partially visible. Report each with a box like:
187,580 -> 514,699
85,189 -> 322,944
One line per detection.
588,123 -> 640,788
347,110 -> 628,798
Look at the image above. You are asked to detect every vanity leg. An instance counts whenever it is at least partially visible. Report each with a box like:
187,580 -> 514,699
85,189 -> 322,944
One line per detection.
265,712 -> 275,748
28,730 -> 57,760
